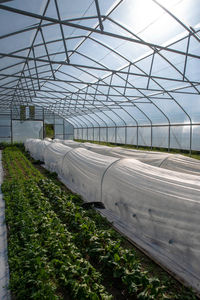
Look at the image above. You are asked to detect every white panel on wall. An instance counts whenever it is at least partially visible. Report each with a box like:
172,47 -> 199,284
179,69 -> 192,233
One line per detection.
83,128 -> 87,140
100,127 -> 107,142
94,128 -> 99,141
126,127 -> 137,145
117,127 -> 125,144
152,126 -> 169,148
192,126 -> 200,151
170,126 -> 190,150
55,124 -> 63,138
88,128 -> 93,140
12,121 -> 43,142
138,127 -> 151,146
108,127 -> 115,143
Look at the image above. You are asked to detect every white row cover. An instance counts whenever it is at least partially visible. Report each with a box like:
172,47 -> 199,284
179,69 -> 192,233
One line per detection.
25,138 -> 52,161
57,140 -> 200,176
25,138 -> 200,292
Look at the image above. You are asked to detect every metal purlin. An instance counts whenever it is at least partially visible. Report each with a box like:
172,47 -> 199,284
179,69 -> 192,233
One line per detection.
40,80 -> 111,140
0,5 -> 200,60
94,22 -> 193,150
26,49 -> 120,132
50,67 -> 126,142
106,17 -> 200,97
22,0 -> 124,104
42,76 -> 115,128
152,0 -> 200,43
106,18 -> 199,98
52,86 -> 115,143
10,0 -> 52,106
0,1 -> 199,151
69,46 -> 163,148
1,27 -> 199,90
61,52 -> 140,135
0,37 -> 199,91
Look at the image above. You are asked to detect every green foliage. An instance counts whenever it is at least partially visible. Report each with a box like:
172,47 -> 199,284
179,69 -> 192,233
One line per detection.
20,105 -> 26,120
2,147 -> 112,299
2,146 -> 197,300
44,124 -> 54,139
29,106 -> 35,120
39,179 -> 187,299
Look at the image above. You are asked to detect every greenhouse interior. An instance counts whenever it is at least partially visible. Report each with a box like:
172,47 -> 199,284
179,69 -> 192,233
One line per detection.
0,0 -> 200,299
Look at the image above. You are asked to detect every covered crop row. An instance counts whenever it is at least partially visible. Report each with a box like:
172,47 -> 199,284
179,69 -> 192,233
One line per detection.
2,146 -> 196,299
25,139 -> 200,293
2,147 -> 113,299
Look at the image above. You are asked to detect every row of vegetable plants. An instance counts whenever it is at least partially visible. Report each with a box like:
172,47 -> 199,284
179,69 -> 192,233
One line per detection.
38,178 -> 168,299
2,146 -> 197,299
2,147 -> 112,299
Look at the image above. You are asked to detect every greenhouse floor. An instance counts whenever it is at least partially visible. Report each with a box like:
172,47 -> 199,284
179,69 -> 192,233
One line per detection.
0,151 -> 10,300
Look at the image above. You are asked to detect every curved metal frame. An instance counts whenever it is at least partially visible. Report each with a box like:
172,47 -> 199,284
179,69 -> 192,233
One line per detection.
0,0 -> 199,151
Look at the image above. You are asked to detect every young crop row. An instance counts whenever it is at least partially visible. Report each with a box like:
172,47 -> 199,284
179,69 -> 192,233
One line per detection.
38,178 -> 168,299
2,149 -> 113,299
2,146 -> 196,300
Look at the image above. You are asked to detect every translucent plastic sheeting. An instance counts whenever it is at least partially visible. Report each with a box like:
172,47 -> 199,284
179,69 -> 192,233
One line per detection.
102,158 -> 200,292
61,140 -> 82,148
25,139 -> 51,161
80,142 -> 200,176
81,142 -> 114,157
60,148 -> 118,203
26,139 -> 200,292
44,142 -> 71,174
12,121 -> 43,142
47,140 -> 200,176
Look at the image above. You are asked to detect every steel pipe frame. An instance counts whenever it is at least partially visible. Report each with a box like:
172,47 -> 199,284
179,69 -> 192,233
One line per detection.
75,122 -> 198,151
99,18 -> 199,133
66,64 -> 138,146
98,22 -> 196,151
0,59 -> 121,132
69,46 -> 169,149
0,33 -> 197,137
0,73 -> 199,95
0,52 -> 198,115
1,21 -> 198,71
106,17 -> 200,94
17,0 -> 124,104
94,0 -> 104,32
54,0 -> 70,63
51,60 -> 129,131
42,77 -> 117,129
39,78 -> 114,138
9,0 -> 52,107
1,51 -> 200,86
71,43 -> 171,148
0,4 -> 199,59
0,1 -> 199,150
57,50 -> 140,130
0,12 -> 198,95
2,27 -> 199,89
152,0 -> 200,43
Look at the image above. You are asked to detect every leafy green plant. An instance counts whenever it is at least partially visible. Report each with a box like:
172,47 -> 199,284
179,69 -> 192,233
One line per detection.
2,145 -> 197,300
2,148 -> 112,300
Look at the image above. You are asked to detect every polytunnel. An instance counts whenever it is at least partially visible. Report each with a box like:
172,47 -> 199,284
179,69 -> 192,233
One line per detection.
0,0 -> 200,151
1,0 -> 200,299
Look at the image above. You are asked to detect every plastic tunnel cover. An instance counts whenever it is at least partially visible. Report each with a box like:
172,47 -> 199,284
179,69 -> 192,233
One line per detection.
0,0 -> 199,147
26,139 -> 200,292
102,157 -> 200,291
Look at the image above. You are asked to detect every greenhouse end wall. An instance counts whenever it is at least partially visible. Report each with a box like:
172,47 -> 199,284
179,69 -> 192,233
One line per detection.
0,107 -> 74,143
74,124 -> 200,152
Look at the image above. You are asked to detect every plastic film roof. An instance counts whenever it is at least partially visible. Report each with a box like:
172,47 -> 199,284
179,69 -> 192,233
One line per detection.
0,0 -> 200,127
